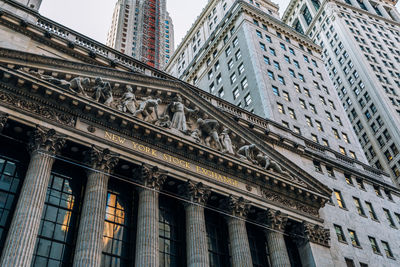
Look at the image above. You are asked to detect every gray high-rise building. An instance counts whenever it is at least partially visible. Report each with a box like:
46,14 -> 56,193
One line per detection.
166,0 -> 400,265
107,0 -> 174,69
283,0 -> 400,186
166,0 -> 367,165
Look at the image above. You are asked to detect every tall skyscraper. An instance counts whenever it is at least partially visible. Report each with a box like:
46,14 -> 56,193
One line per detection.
166,0 -> 400,265
166,0 -> 367,164
283,0 -> 400,186
107,0 -> 174,69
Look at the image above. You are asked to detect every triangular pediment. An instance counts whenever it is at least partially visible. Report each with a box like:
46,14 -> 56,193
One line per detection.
0,48 -> 331,205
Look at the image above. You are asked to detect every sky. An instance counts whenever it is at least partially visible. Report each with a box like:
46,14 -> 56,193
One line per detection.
40,0 -> 291,48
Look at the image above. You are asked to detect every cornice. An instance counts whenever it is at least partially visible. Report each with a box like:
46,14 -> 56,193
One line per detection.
0,59 -> 332,209
0,47 -> 391,191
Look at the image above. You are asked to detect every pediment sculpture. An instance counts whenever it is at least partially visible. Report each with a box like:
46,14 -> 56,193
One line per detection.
28,72 -> 295,180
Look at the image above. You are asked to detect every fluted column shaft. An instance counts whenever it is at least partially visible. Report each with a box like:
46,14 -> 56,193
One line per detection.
73,170 -> 109,267
0,126 -> 64,267
0,151 -> 54,266
134,164 -> 166,267
220,195 -> 252,267
185,204 -> 209,267
227,217 -> 253,267
135,188 -> 159,267
266,230 -> 291,267
73,145 -> 119,267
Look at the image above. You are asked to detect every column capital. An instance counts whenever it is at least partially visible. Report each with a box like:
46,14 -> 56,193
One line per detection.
257,209 -> 288,231
85,145 -> 119,173
302,221 -> 330,247
0,112 -> 8,131
28,125 -> 66,155
178,180 -> 211,205
138,163 -> 167,190
220,195 -> 251,218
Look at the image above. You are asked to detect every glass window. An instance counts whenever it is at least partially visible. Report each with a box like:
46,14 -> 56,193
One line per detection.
353,197 -> 365,216
382,241 -> 393,257
348,230 -> 360,247
383,208 -> 396,227
334,190 -> 346,208
159,197 -> 185,267
334,224 -> 346,242
369,236 -> 381,254
33,173 -> 83,267
238,63 -> 245,75
101,186 -> 133,266
206,210 -> 230,267
247,224 -> 269,267
0,157 -> 23,253
272,86 -> 279,96
365,202 -> 378,220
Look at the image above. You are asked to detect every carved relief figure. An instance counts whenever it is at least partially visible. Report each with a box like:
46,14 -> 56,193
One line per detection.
69,77 -> 90,97
93,77 -> 113,106
220,127 -> 234,154
166,95 -> 197,133
190,129 -> 202,143
197,118 -> 223,151
134,98 -> 162,121
154,115 -> 171,128
31,72 -> 89,97
256,153 -> 290,176
120,86 -> 137,115
237,144 -> 258,163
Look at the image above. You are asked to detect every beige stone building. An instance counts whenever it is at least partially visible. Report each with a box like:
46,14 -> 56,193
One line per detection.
0,0 -> 398,267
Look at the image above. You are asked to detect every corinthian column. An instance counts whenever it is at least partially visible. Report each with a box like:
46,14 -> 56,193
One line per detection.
135,164 -> 167,267
73,146 -> 119,267
220,195 -> 253,267
258,209 -> 291,267
179,181 -> 211,267
0,113 -> 8,132
0,126 -> 65,266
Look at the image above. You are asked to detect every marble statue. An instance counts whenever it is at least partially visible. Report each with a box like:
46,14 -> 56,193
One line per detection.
256,153 -> 289,176
120,86 -> 137,115
134,98 -> 162,121
166,95 -> 197,133
220,127 -> 234,154
93,77 -> 113,106
197,118 -> 223,151
237,144 -> 258,163
32,72 -> 89,97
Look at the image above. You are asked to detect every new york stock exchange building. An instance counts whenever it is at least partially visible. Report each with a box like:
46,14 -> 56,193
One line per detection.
0,1 -> 399,267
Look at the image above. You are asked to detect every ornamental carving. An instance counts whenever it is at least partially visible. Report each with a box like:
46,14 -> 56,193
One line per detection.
28,126 -> 66,155
0,90 -> 75,127
25,72 -> 301,183
138,163 -> 167,190
261,189 -> 319,217
257,209 -> 288,231
303,222 -> 331,247
84,145 -> 119,173
0,112 -> 8,131
220,195 -> 251,218
178,180 -> 211,205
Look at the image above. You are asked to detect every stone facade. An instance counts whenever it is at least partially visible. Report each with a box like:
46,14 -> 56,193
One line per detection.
283,0 -> 400,187
0,1 -> 399,267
